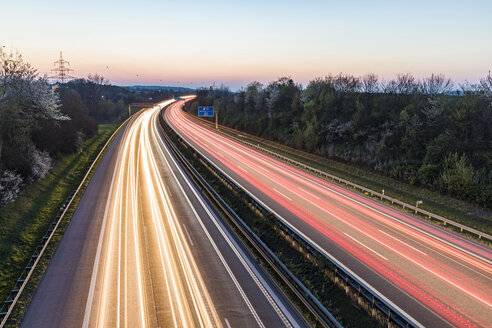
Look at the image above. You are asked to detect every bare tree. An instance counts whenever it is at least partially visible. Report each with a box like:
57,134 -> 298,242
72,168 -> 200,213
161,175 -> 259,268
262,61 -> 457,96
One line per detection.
332,73 -> 361,93
87,74 -> 109,98
361,73 -> 379,93
381,78 -> 397,93
85,74 -> 109,114
395,73 -> 418,94
479,71 -> 492,95
420,74 -> 453,95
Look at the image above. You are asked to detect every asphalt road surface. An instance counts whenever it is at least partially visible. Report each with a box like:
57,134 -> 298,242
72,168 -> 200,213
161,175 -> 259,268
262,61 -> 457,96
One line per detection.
21,99 -> 308,328
166,99 -> 492,328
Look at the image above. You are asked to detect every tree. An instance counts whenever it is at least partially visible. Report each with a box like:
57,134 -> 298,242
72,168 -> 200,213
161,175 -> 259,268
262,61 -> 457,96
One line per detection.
0,50 -> 64,121
185,72 -> 492,208
420,74 -> 453,95
0,50 -> 65,175
244,81 -> 263,113
441,152 -> 477,197
361,73 -> 379,93
396,73 -> 419,94
0,170 -> 23,206
479,71 -> 492,95
0,50 -> 68,204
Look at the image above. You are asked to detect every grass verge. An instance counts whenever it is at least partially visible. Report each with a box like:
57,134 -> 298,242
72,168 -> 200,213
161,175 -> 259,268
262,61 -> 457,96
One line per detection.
0,123 -> 120,327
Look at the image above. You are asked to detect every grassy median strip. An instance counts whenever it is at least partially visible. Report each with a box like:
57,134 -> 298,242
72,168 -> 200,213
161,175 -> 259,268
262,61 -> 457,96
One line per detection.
0,123 -> 119,327
192,117 -> 491,237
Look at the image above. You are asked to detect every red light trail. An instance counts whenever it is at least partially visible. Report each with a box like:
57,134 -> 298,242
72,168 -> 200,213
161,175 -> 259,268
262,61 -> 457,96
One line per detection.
166,99 -> 492,328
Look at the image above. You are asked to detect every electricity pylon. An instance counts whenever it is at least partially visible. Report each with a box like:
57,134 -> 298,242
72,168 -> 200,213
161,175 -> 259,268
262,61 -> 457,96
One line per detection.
50,51 -> 74,83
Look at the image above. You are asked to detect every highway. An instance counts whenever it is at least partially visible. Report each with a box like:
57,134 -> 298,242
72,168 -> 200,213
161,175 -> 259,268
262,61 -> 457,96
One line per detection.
165,99 -> 492,328
21,99 -> 307,328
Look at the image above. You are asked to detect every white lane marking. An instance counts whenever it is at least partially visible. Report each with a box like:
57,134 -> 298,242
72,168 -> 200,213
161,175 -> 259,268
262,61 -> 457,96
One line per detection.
183,223 -> 194,246
264,158 -> 492,266
225,318 -> 232,328
275,180 -> 320,205
82,144 -> 121,328
379,230 -> 427,256
273,188 -> 292,201
166,184 -> 173,198
298,187 -> 320,200
239,166 -> 248,173
344,233 -> 388,261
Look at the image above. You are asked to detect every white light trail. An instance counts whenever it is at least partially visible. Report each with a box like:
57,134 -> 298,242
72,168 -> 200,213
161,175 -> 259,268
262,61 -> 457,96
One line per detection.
83,101 -> 222,327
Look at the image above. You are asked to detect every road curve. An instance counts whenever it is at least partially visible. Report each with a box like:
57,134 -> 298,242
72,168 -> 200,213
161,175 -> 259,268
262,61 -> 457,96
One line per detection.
21,99 -> 307,328
165,99 -> 492,328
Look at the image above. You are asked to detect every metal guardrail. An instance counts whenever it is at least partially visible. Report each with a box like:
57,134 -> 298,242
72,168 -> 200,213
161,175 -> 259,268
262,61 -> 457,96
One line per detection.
159,116 -> 342,328
232,138 -> 492,243
0,117 -> 132,328
187,112 -> 491,243
164,114 -> 424,328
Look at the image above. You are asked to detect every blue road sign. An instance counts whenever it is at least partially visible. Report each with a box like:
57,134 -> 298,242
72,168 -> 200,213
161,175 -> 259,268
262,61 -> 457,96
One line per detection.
198,106 -> 214,117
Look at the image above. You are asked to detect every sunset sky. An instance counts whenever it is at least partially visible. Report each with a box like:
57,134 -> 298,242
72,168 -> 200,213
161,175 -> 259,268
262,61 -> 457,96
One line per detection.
2,0 -> 491,89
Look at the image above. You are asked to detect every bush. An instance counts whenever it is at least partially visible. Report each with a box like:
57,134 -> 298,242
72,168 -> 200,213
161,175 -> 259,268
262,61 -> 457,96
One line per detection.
441,152 -> 477,197
0,170 -> 23,206
31,149 -> 53,180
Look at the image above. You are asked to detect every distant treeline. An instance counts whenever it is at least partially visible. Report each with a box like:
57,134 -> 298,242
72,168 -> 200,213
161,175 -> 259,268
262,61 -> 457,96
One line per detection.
0,50 -> 177,206
184,73 -> 492,208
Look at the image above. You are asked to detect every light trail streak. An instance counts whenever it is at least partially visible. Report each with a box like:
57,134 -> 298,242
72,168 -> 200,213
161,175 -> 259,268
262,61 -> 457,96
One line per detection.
378,230 -> 427,256
186,110 -> 492,261
151,116 -> 291,328
176,108 -> 492,262
166,100 -> 492,328
168,104 -> 492,271
83,101 -> 222,327
344,233 -> 388,261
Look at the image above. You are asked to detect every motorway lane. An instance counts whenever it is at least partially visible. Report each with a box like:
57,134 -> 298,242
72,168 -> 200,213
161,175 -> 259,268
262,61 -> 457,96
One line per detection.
165,100 -> 492,328
22,99 -> 307,328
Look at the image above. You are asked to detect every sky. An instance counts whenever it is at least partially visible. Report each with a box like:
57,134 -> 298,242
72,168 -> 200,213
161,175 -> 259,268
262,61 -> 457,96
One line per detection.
1,0 -> 491,89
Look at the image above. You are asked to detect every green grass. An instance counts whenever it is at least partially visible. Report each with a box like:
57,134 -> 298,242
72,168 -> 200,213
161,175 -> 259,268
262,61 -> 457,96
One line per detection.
192,116 -> 492,237
0,123 -> 118,311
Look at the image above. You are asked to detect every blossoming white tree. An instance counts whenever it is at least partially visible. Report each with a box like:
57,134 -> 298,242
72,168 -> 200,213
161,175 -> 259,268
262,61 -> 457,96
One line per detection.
0,50 -> 66,205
